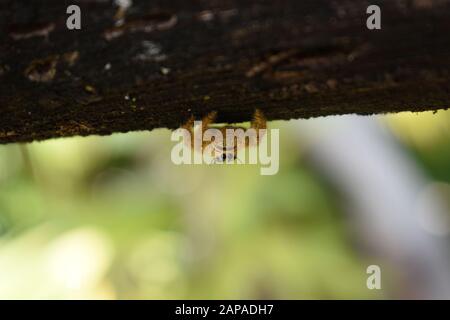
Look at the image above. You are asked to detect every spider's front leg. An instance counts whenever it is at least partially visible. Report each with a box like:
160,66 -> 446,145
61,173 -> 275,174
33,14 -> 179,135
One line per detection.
251,109 -> 267,131
201,111 -> 218,133
181,111 -> 218,151
250,109 -> 267,146
200,111 -> 218,150
181,115 -> 195,148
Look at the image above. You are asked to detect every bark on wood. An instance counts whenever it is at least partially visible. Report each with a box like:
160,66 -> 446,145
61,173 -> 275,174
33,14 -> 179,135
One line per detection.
0,0 -> 449,143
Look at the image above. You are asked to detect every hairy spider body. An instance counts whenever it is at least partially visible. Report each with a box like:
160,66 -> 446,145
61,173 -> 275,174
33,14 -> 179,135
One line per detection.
181,109 -> 267,163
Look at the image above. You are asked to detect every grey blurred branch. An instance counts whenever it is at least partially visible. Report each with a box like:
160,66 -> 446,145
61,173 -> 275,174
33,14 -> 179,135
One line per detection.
296,117 -> 450,299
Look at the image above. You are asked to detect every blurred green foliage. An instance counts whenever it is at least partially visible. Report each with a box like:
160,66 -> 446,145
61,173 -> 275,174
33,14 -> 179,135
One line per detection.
0,110 -> 449,299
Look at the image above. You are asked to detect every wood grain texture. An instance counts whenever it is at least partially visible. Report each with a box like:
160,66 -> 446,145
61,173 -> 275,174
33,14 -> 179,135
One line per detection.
0,0 -> 449,143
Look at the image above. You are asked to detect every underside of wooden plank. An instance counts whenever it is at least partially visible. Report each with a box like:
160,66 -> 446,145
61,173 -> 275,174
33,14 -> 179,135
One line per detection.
0,0 -> 449,143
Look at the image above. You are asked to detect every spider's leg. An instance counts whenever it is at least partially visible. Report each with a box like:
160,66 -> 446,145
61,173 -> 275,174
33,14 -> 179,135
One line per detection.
248,109 -> 267,147
180,115 -> 195,148
251,108 -> 267,131
181,115 -> 195,130
201,111 -> 218,133
201,111 -> 218,150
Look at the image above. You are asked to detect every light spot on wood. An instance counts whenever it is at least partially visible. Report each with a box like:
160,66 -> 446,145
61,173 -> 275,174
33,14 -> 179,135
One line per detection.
196,9 -> 238,22
0,131 -> 16,138
304,83 -> 319,93
326,79 -> 338,90
103,12 -> 177,40
246,49 -> 298,78
134,41 -> 167,62
8,22 -> 55,40
197,10 -> 214,22
24,56 -> 58,82
63,51 -> 80,66
84,85 -> 97,94
113,0 -> 133,25
160,67 -> 171,75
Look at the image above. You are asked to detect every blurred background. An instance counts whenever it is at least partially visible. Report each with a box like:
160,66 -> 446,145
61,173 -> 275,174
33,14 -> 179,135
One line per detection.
0,110 -> 449,299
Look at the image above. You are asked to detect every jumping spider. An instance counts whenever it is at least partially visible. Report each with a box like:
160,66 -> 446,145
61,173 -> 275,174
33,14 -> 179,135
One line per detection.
181,109 -> 267,163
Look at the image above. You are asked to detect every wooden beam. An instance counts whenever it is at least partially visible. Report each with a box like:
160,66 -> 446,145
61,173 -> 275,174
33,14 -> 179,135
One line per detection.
0,0 -> 449,143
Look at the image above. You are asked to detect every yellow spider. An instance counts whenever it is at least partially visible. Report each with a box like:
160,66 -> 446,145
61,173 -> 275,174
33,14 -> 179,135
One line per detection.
181,109 -> 267,163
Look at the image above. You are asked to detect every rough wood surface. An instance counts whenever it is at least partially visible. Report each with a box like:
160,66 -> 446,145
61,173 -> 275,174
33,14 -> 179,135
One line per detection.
0,0 -> 449,143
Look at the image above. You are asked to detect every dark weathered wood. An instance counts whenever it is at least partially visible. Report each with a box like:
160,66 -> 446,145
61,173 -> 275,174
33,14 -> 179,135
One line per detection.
0,0 -> 449,143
